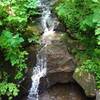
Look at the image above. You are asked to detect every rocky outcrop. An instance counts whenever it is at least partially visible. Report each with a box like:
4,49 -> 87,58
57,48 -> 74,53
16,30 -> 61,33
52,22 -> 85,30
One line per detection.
73,68 -> 96,97
39,34 -> 76,92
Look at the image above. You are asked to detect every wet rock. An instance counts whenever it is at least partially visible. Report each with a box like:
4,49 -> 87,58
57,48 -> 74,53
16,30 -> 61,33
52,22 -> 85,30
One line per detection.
73,68 -> 96,97
24,24 -> 42,37
39,34 -> 75,91
54,22 -> 66,32
96,91 -> 100,100
26,45 -> 37,68
39,83 -> 87,100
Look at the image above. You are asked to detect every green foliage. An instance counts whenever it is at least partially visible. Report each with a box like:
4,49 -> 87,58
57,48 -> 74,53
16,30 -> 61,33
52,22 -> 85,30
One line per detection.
0,0 -> 39,99
0,30 -> 24,49
55,0 -> 79,32
54,0 -> 100,89
54,0 -> 100,45
79,1 -> 100,45
0,0 -> 38,33
0,82 -> 19,100
28,33 -> 40,44
0,71 -> 19,100
80,59 -> 100,88
0,30 -> 28,79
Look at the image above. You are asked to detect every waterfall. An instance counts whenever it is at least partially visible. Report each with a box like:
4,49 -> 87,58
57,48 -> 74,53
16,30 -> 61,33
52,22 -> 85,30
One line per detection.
27,0 -> 59,100
27,51 -> 47,100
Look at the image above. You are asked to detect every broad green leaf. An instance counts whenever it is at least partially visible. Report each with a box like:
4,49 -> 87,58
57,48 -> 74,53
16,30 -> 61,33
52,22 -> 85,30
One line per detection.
95,28 -> 100,35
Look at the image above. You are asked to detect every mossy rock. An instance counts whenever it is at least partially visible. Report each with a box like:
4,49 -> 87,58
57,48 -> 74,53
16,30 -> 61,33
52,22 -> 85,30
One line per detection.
73,67 -> 96,97
24,24 -> 42,38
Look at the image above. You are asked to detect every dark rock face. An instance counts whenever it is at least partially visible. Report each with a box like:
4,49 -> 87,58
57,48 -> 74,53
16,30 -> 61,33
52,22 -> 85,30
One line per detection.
39,37 -> 76,92
73,69 -> 96,97
39,83 -> 87,100
54,22 -> 66,32
26,45 -> 37,68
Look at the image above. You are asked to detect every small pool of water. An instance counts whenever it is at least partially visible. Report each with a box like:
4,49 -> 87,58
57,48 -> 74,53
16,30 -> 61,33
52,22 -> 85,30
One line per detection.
39,83 -> 87,100
14,82 -> 96,100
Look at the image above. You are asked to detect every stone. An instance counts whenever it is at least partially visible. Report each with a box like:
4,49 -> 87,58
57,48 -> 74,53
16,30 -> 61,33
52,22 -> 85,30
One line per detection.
73,68 -> 96,97
96,91 -> 100,100
54,22 -> 66,32
39,34 -> 75,91
26,45 -> 37,68
25,24 -> 42,37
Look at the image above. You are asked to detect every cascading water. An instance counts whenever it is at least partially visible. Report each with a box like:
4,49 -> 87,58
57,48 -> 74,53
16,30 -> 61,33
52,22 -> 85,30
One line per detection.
27,51 -> 47,100
27,0 -> 58,100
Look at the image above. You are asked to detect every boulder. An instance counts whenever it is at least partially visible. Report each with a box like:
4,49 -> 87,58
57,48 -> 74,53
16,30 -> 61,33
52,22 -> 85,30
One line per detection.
73,68 -> 96,97
39,34 -> 75,91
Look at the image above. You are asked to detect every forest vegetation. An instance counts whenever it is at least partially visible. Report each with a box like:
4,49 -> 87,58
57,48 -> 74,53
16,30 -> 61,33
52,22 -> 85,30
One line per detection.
0,0 -> 100,99
54,0 -> 100,88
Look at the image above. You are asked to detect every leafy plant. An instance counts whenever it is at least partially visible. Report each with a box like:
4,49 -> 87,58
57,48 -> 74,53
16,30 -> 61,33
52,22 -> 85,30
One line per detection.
54,0 -> 100,45
80,59 -> 100,88
0,30 -> 27,99
0,30 -> 28,79
28,33 -> 40,44
0,82 -> 19,100
54,0 -> 100,89
0,0 -> 39,99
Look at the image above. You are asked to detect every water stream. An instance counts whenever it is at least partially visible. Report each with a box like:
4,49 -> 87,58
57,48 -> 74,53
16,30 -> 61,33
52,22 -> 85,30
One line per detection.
27,0 -> 58,100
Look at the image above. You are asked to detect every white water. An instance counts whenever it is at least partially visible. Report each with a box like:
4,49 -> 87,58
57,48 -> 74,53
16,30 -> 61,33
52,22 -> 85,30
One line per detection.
27,52 -> 47,100
27,0 -> 59,100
